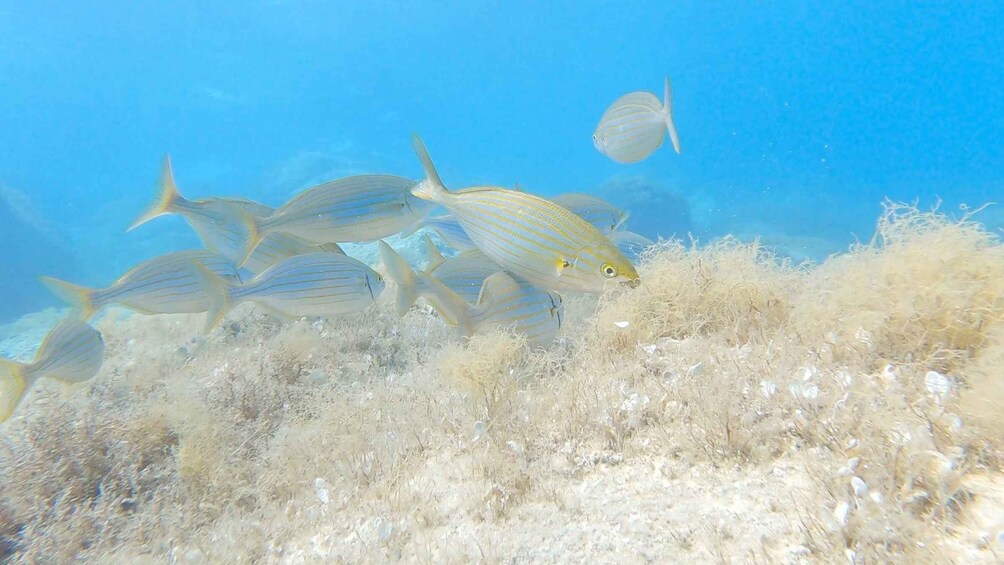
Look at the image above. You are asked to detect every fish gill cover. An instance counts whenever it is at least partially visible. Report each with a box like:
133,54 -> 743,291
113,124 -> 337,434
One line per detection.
0,2 -> 1003,563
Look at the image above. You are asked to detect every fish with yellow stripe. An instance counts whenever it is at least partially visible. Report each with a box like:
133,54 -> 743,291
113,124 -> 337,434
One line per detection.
202,252 -> 386,331
408,134 -> 639,293
40,250 -> 242,322
0,319 -> 104,422
240,174 -> 434,262
129,155 -> 344,274
593,75 -> 681,164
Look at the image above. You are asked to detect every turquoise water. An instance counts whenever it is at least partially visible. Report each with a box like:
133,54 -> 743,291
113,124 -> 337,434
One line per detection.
1,2 -> 1001,321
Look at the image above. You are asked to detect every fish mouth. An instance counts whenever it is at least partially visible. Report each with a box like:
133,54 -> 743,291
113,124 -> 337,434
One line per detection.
622,278 -> 641,289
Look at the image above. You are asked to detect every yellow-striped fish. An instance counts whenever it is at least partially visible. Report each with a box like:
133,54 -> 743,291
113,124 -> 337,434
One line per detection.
409,135 -> 639,293
593,76 -> 681,164
204,252 -> 386,330
0,319 -> 104,422
425,271 -> 563,346
241,174 -> 434,262
129,155 -> 344,274
552,193 -> 629,234
41,250 -> 242,321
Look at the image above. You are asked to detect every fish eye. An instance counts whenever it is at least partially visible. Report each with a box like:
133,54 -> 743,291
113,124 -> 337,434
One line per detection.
601,263 -> 618,278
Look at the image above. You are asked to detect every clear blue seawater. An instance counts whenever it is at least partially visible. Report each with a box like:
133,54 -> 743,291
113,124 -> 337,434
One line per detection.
1,1 -> 1001,321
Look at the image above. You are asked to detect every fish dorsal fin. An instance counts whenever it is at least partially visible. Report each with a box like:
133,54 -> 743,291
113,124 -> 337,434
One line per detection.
410,134 -> 449,202
423,234 -> 446,272
513,182 -> 524,192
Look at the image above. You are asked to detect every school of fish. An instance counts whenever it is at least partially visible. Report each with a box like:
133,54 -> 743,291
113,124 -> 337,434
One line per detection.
0,77 -> 678,422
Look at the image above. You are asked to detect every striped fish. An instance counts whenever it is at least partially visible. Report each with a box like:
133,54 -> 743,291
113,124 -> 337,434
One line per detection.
423,214 -> 477,251
418,271 -> 563,346
204,252 -> 385,330
409,134 -> 639,293
129,155 -> 344,274
593,76 -> 681,164
0,319 -> 104,422
41,250 -> 242,320
608,230 -> 655,264
551,193 -> 629,234
241,174 -> 435,261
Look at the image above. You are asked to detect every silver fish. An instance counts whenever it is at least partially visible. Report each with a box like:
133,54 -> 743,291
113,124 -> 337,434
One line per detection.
552,193 -> 629,233
41,250 -> 242,320
0,319 -> 105,422
423,214 -> 477,251
204,252 -> 385,329
593,76 -> 681,164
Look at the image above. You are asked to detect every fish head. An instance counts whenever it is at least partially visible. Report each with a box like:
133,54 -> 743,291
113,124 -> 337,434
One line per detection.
366,270 -> 387,301
563,241 -> 640,292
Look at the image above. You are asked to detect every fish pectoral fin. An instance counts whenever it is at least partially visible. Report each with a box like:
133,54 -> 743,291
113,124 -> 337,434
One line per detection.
555,258 -> 572,275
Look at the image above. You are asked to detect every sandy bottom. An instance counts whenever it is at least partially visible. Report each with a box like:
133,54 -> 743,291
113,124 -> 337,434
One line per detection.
1,204 -> 1003,564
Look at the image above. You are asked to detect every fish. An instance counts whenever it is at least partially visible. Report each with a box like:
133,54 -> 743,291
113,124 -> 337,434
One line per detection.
593,76 -> 681,164
129,155 -> 343,274
551,193 -> 629,234
426,271 -> 564,346
203,252 -> 386,330
422,214 -> 477,251
378,238 -> 500,318
241,174 -> 435,261
0,319 -> 105,422
608,230 -> 656,263
408,134 -> 639,293
41,250 -> 242,321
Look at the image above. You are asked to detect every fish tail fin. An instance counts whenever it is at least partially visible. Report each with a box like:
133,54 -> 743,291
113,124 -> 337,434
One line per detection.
378,241 -> 419,316
237,210 -> 266,267
0,358 -> 29,423
128,154 -> 185,231
191,262 -> 234,333
410,133 -> 449,203
39,276 -> 98,320
663,76 -> 681,154
423,234 -> 446,271
415,272 -> 473,336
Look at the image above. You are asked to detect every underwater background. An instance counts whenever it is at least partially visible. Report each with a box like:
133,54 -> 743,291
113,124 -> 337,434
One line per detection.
1,1 -> 1002,322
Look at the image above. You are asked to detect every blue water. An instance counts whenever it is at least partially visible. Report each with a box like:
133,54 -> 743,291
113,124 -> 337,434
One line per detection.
1,1 -> 1002,321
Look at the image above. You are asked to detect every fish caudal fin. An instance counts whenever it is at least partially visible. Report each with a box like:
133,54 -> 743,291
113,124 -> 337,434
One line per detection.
422,234 -> 446,272
378,241 -> 419,316
409,134 -> 449,203
415,272 -> 473,336
663,76 -> 681,154
0,358 -> 29,423
39,276 -> 98,320
237,210 -> 267,268
128,154 -> 184,231
192,262 -> 235,333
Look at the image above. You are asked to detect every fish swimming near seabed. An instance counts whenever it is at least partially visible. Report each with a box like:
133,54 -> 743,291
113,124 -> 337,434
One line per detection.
40,250 -> 242,321
129,155 -> 344,274
0,319 -> 105,422
202,252 -> 386,331
408,134 -> 639,293
421,214 -> 478,251
551,193 -> 630,234
593,75 -> 681,164
240,174 -> 434,262
607,230 -> 656,264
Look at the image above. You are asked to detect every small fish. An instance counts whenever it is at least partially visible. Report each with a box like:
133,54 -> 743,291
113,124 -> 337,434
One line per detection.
41,250 -> 242,321
423,214 -> 477,251
0,319 -> 104,422
409,134 -> 639,293
593,76 -> 681,164
608,231 -> 656,263
241,175 -> 434,261
425,271 -> 564,346
204,252 -> 386,330
551,193 -> 629,233
130,155 -> 343,273
378,238 -> 500,318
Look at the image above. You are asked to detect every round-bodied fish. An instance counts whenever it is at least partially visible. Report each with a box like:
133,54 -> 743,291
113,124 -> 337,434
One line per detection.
203,252 -> 386,330
593,75 -> 681,164
408,134 -> 639,293
0,319 -> 105,422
